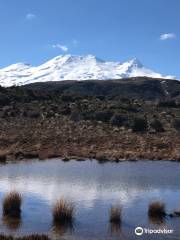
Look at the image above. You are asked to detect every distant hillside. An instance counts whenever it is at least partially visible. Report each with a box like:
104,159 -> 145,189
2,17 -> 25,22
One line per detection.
0,77 -> 180,162
0,77 -> 180,104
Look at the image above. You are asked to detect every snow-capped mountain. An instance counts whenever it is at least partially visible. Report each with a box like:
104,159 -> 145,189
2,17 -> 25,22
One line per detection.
0,55 -> 174,87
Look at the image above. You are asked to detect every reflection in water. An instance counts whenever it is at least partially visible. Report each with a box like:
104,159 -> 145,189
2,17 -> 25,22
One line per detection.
2,216 -> 21,230
148,215 -> 166,225
0,159 -> 179,239
109,222 -> 121,236
52,222 -> 74,237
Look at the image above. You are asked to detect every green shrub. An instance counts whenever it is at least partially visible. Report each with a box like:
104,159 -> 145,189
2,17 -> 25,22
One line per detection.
158,100 -> 177,108
27,111 -> 40,118
131,116 -> 148,132
61,94 -> 74,102
150,119 -> 164,132
173,118 -> 180,131
70,110 -> 80,122
110,114 -> 128,127
94,110 -> 113,123
0,155 -> 6,163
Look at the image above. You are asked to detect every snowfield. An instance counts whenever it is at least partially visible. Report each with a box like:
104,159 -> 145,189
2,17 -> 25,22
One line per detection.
0,55 -> 175,87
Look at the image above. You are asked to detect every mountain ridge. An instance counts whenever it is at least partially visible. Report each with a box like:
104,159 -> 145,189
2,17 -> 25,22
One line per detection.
0,54 -> 175,87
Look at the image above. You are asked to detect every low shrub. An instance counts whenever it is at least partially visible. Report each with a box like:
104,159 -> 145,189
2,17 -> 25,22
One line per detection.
173,118 -> 180,131
131,116 -> 148,132
27,111 -> 41,118
0,155 -> 6,163
94,110 -> 113,123
110,114 -> 128,127
150,119 -> 164,132
158,100 -> 177,108
70,111 -> 80,122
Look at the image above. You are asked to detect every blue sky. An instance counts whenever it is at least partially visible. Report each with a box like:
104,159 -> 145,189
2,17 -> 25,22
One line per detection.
0,0 -> 179,77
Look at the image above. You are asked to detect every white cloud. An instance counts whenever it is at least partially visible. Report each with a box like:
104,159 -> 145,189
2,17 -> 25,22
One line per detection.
26,13 -> 36,20
52,44 -> 68,52
160,33 -> 176,40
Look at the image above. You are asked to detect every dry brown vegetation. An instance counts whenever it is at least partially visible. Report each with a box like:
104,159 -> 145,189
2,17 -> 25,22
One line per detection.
109,205 -> 122,223
3,192 -> 22,218
52,199 -> 74,224
0,78 -> 179,162
148,201 -> 166,218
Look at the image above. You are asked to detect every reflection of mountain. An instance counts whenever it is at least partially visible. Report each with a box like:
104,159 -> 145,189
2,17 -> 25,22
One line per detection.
0,160 -> 179,207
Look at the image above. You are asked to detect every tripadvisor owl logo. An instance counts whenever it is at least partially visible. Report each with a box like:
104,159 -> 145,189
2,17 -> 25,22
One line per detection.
135,227 -> 144,236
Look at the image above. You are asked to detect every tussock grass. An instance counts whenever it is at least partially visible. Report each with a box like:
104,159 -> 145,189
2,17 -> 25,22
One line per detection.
109,205 -> 122,223
3,192 -> 22,218
148,201 -> 166,217
0,155 -> 6,163
173,211 -> 180,216
169,210 -> 180,217
52,199 -> 74,224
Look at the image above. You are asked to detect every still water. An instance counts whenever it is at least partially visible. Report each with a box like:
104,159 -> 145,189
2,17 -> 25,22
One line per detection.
0,159 -> 180,239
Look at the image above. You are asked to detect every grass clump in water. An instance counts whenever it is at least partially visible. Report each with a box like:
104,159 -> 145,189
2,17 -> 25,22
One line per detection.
3,192 -> 22,218
148,201 -> 166,218
109,205 -> 122,223
52,199 -> 74,224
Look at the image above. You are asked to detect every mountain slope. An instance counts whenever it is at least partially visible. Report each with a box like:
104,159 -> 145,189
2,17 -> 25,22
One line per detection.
0,77 -> 180,162
0,55 -> 175,87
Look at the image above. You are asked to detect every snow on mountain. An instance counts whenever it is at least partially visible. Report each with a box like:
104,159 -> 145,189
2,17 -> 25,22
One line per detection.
0,55 -> 175,87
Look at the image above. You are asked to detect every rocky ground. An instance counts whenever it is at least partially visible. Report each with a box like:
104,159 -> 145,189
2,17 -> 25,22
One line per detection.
0,78 -> 180,162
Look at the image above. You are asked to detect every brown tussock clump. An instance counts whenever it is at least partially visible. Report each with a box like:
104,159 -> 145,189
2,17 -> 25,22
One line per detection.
148,201 -> 166,218
52,199 -> 74,224
3,192 -> 22,218
109,205 -> 122,223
